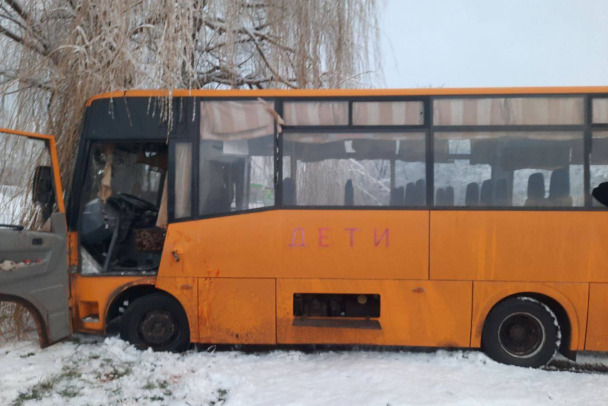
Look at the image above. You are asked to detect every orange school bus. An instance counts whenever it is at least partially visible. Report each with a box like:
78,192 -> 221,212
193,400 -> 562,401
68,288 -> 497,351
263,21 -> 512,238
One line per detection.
3,86 -> 608,367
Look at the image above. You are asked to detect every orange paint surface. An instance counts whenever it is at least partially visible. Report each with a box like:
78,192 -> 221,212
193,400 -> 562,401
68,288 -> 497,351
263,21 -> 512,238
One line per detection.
431,211 -> 608,283
585,284 -> 608,351
46,136 -> 65,213
68,231 -> 79,267
276,279 -> 472,347
471,281 -> 589,350
86,86 -> 608,106
159,210 -> 428,280
71,274 -> 156,333
197,278 -> 276,344
151,208 -> 599,350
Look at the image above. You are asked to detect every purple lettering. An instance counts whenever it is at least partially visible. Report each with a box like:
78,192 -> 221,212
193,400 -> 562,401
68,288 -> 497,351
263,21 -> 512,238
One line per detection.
344,228 -> 359,247
374,228 -> 389,247
289,228 -> 307,247
318,228 -> 330,247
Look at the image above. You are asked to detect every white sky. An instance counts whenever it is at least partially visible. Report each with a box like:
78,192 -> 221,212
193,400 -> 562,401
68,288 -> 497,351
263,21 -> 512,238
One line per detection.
380,0 -> 608,88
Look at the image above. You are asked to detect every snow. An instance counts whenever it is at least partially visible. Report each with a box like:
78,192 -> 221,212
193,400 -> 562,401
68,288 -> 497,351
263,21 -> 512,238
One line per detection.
2,337 -> 608,406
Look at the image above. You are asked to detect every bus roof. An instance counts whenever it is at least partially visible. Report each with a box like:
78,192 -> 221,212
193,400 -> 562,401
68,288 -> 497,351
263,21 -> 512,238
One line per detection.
86,86 -> 608,106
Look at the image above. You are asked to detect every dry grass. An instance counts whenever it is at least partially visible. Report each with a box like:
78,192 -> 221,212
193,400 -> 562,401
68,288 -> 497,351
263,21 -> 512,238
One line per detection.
0,301 -> 37,343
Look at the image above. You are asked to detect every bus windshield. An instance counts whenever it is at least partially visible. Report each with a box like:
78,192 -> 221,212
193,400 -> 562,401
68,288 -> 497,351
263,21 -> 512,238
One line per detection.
80,142 -> 167,274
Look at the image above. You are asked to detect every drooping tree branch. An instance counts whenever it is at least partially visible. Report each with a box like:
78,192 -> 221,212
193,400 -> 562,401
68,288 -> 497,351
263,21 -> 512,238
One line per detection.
0,0 -> 380,187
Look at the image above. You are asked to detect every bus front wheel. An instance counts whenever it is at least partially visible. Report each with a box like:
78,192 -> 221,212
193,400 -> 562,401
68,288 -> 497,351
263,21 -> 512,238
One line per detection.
120,293 -> 190,352
481,297 -> 561,368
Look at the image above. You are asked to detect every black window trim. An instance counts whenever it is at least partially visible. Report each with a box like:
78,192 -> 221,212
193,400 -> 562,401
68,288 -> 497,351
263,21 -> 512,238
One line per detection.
164,92 -> 608,224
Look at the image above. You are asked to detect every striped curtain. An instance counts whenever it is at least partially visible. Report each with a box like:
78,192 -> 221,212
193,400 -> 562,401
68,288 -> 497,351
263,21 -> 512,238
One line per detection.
283,101 -> 348,126
200,100 -> 276,140
433,97 -> 584,126
352,101 -> 424,125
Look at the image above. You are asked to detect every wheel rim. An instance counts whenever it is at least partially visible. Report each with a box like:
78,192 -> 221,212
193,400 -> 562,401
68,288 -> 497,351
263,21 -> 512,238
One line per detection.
138,309 -> 178,347
497,312 -> 546,359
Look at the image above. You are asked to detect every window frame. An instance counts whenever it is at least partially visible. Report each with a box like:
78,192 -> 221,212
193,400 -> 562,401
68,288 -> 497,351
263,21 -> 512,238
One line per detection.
431,129 -> 586,209
169,140 -> 195,221
280,95 -> 429,129
180,97 -> 280,222
430,93 -> 594,211
280,127 -> 429,209
75,139 -> 169,275
0,131 -> 62,231
166,93 -> 608,220
432,94 -> 586,127
278,96 -> 430,210
80,140 -> 170,222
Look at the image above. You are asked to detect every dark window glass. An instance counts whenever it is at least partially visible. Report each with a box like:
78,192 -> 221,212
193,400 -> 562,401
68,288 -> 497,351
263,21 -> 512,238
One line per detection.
434,131 -> 584,207
282,132 -> 426,206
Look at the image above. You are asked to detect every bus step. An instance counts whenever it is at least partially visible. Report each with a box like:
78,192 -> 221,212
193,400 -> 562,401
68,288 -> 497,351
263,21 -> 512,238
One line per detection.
82,314 -> 100,323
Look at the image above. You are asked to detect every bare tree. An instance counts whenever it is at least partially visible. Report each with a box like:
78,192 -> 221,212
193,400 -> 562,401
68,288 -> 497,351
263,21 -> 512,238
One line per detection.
0,0 -> 380,186
0,1 -> 380,341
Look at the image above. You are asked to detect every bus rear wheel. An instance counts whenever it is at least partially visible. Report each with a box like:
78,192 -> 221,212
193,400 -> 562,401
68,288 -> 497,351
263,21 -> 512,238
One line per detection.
481,297 -> 561,368
120,293 -> 190,352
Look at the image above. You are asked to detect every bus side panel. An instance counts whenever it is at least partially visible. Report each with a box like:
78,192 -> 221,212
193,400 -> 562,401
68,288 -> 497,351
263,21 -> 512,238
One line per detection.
279,210 -> 428,280
198,278 -> 276,344
585,283 -> 608,351
155,277 -> 199,343
471,281 -> 589,350
431,211 -> 608,282
276,279 -> 472,347
160,210 -> 428,280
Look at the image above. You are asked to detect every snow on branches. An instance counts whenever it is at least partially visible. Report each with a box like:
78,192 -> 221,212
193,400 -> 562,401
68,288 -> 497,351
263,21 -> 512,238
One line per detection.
0,0 -> 379,184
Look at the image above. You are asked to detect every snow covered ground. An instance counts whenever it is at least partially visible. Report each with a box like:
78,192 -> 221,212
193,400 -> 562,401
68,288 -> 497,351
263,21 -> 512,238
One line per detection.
2,337 -> 608,406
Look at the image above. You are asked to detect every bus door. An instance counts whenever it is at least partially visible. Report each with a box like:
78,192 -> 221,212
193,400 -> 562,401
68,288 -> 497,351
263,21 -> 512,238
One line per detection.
0,128 -> 70,346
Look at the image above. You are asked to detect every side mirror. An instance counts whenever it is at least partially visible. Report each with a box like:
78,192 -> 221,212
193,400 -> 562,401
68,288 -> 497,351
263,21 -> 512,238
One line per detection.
592,182 -> 608,207
32,166 -> 55,206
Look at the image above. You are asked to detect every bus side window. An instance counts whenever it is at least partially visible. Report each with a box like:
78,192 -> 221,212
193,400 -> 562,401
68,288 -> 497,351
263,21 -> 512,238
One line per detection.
434,131 -> 584,208
283,132 -> 427,207
199,100 -> 276,216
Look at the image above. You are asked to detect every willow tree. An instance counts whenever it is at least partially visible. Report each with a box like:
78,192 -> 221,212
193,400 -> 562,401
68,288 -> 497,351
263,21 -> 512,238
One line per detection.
0,0 -> 380,184
0,0 -> 380,342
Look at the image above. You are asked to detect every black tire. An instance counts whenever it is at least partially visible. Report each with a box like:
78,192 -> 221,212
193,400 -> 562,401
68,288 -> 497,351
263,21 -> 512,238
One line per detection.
120,293 -> 190,352
481,297 -> 561,368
